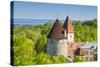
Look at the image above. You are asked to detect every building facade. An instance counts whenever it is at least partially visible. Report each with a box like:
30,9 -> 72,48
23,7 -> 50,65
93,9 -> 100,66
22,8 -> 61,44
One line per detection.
80,42 -> 97,61
74,42 -> 97,61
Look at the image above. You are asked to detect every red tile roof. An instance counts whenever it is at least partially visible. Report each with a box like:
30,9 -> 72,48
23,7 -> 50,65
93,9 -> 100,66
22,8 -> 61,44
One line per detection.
63,16 -> 74,33
48,16 -> 74,39
47,18 -> 66,39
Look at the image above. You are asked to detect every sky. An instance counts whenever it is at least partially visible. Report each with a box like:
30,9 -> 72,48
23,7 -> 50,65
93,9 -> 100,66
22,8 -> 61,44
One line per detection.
12,1 -> 97,21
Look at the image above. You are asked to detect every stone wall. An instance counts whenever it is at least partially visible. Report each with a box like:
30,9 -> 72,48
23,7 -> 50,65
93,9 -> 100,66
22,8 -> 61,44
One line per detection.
47,39 -> 68,58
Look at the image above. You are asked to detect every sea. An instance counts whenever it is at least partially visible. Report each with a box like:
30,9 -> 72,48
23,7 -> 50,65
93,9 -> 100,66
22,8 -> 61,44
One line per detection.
11,19 -> 56,25
11,19 -> 65,25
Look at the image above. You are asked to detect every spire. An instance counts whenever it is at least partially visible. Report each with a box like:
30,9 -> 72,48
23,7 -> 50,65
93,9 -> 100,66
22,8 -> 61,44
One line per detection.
47,18 -> 66,39
55,18 -> 59,23
63,16 -> 74,33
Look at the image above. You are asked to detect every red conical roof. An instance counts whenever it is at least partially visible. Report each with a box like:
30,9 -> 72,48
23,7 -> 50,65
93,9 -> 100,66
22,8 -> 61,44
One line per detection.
63,16 -> 74,33
48,18 -> 66,39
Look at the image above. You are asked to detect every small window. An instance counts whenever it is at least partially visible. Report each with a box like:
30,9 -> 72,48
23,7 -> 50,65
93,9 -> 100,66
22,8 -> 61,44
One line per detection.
71,44 -> 73,48
51,39 -> 53,43
57,39 -> 59,42
85,51 -> 88,55
54,51 -> 55,54
70,35 -> 72,38
90,51 -> 93,55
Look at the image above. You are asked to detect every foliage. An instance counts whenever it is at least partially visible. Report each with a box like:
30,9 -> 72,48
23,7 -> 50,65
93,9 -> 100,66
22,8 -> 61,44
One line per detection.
73,56 -> 88,62
12,22 -> 67,65
34,52 -> 67,64
13,32 -> 36,65
35,35 -> 47,53
74,19 -> 97,42
82,19 -> 97,28
12,19 -> 97,65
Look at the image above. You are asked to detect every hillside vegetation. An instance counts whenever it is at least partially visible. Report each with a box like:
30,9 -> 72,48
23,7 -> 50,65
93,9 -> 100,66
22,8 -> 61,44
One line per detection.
11,19 -> 97,65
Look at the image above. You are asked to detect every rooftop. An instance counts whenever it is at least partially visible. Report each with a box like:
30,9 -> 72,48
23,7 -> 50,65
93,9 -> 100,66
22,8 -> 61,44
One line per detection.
47,18 -> 66,39
63,16 -> 74,33
80,42 -> 97,50
48,16 -> 74,39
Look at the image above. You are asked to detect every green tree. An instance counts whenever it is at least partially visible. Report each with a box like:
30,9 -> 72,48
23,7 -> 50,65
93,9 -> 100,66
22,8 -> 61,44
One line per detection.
36,35 -> 47,53
74,56 -> 88,62
13,32 -> 35,65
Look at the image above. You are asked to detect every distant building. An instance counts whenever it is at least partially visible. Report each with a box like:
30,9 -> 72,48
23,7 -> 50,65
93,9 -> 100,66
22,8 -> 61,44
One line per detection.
74,42 -> 97,61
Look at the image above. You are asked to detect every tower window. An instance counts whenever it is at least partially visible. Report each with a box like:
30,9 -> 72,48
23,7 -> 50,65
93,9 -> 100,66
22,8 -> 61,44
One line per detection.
70,35 -> 72,38
51,39 -> 53,43
57,39 -> 59,42
54,51 -> 55,54
71,44 -> 73,48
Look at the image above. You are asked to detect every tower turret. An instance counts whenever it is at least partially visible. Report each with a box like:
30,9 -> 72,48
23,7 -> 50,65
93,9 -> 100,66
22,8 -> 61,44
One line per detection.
63,16 -> 74,42
47,18 -> 68,58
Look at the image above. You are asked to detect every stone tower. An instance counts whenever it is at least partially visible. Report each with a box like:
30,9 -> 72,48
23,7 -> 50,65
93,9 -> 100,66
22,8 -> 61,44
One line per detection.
47,16 -> 74,58
63,16 -> 74,43
47,18 -> 68,58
